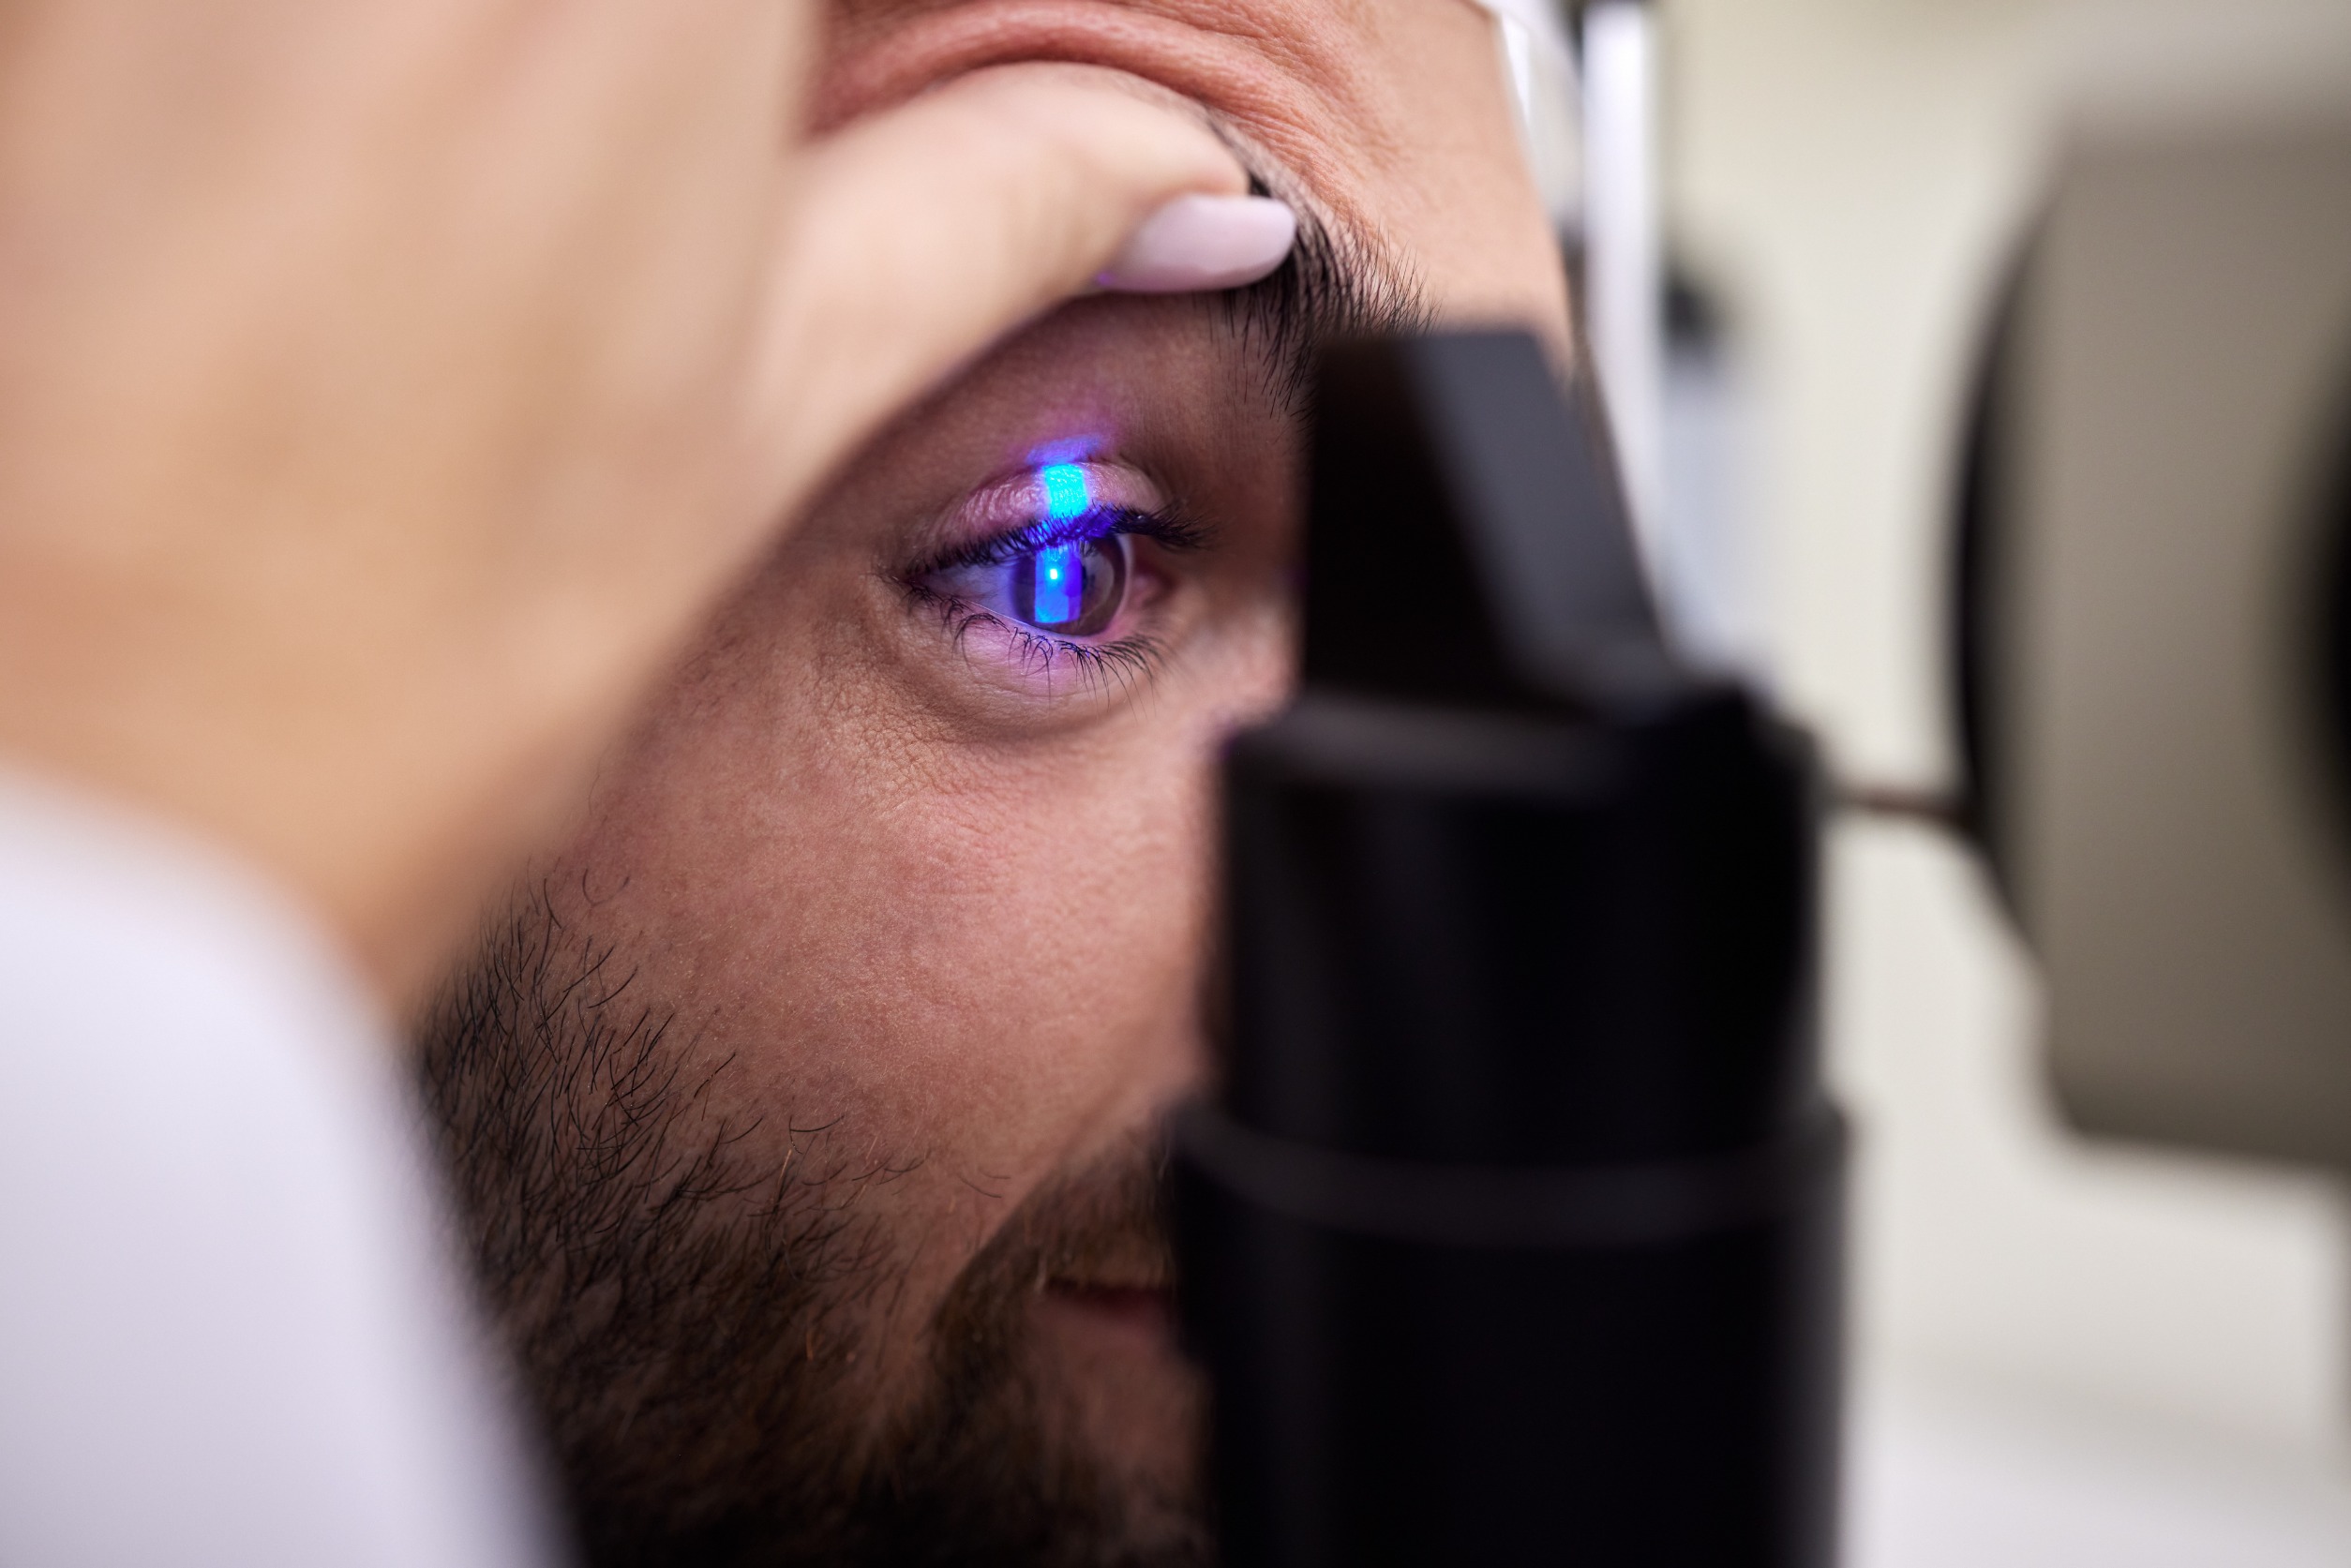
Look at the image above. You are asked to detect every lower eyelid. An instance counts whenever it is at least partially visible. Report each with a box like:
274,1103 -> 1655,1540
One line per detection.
933,604 -> 1166,688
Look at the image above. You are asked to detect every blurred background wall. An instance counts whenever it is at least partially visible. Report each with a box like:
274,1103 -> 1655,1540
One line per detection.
1650,1 -> 2351,1561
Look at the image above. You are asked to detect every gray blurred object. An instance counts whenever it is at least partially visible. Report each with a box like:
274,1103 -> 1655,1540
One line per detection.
1663,276 -> 1766,685
1475,0 -> 1580,232
1958,111 -> 2351,1165
1581,0 -> 1665,558
1579,2 -> 1769,690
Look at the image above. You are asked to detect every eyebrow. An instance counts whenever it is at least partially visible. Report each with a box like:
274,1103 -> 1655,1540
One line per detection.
1218,165 -> 1432,416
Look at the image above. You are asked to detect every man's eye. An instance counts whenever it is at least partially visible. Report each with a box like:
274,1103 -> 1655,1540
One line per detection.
927,531 -> 1134,639
1008,535 -> 1130,636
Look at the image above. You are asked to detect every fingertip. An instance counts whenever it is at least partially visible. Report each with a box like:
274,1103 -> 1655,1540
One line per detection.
1096,194 -> 1298,293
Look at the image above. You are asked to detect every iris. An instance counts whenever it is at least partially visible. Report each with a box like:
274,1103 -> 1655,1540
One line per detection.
1026,544 -> 1083,625
1010,535 -> 1125,635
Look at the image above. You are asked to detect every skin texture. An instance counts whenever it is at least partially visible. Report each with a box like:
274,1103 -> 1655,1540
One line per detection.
422,2 -> 1573,1563
0,1 -> 1252,998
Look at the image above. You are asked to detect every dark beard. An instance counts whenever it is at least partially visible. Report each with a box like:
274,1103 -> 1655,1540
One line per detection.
416,888 -> 1211,1567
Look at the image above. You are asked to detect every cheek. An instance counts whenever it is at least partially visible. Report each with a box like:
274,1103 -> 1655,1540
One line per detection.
884,743 -> 1211,1147
573,671 -> 1222,1210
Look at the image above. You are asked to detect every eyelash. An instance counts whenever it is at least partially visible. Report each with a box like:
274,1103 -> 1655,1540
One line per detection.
900,504 -> 1211,693
921,599 -> 1165,691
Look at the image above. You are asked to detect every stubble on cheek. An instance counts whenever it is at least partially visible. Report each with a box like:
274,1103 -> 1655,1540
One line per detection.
859,1129 -> 1212,1565
419,887 -> 1212,1567
414,890 -> 916,1542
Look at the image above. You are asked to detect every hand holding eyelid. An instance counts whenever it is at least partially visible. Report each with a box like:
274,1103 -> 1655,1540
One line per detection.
0,17 -> 1264,1006
754,66 -> 1266,510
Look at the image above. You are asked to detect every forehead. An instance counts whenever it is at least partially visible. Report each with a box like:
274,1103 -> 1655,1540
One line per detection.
819,0 -> 1566,342
826,0 -> 1400,41
818,0 -> 1402,72
816,0 -> 1461,202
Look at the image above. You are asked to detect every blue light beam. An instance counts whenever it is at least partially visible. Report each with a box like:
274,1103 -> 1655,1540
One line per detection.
1041,463 -> 1091,521
1031,544 -> 1082,625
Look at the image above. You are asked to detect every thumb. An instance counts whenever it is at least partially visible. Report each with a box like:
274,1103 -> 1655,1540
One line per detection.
751,65 -> 1283,513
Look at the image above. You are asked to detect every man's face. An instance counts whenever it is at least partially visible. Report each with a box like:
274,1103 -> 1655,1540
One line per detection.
423,5 -> 1570,1564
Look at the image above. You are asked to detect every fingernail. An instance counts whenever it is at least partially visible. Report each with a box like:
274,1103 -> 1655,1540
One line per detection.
1097,194 -> 1297,293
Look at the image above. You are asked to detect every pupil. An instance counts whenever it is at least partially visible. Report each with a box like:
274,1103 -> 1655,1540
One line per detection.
1011,535 -> 1126,635
1029,544 -> 1083,626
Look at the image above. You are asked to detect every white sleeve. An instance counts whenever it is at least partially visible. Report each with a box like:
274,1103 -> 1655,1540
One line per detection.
0,769 -> 563,1568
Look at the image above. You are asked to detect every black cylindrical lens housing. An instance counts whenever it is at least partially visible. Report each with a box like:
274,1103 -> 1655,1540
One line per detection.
1219,690 -> 1820,1166
1176,687 -> 1842,1567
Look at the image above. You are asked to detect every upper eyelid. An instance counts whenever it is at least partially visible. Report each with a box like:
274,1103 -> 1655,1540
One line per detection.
906,503 -> 1214,580
902,456 -> 1177,561
934,508 -> 1138,570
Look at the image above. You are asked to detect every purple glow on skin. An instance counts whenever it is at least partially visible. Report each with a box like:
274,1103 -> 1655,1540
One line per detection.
1027,437 -> 1101,469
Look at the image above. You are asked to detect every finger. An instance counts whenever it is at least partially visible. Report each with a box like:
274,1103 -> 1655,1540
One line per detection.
748,65 -> 1287,516
1095,191 -> 1297,293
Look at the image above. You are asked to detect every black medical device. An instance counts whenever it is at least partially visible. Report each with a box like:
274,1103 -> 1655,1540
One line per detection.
1174,332 -> 1843,1566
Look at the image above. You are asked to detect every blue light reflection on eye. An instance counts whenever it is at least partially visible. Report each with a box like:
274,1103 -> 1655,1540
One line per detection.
1041,463 -> 1091,521
1030,543 -> 1083,625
